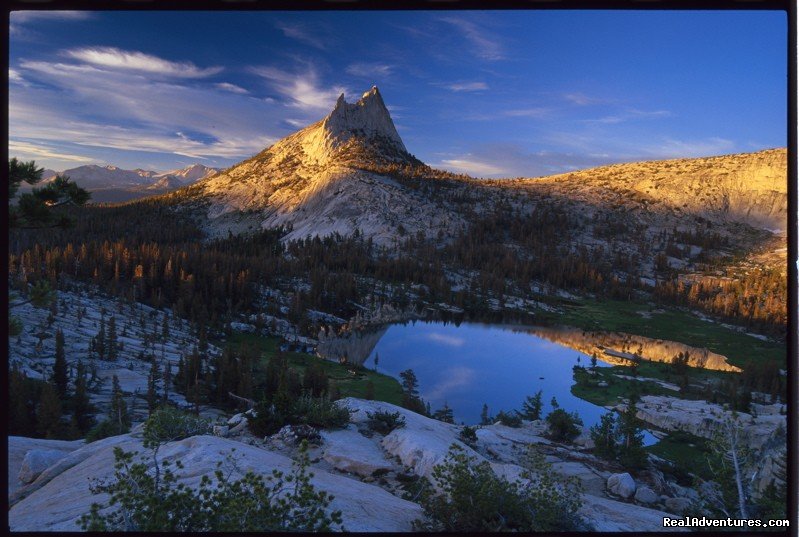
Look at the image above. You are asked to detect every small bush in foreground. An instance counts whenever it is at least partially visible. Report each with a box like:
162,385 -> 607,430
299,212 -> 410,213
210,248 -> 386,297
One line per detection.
496,410 -> 523,428
143,406 -> 210,444
545,408 -> 583,443
413,444 -> 587,532
366,410 -> 406,435
458,425 -> 479,445
78,441 -> 343,531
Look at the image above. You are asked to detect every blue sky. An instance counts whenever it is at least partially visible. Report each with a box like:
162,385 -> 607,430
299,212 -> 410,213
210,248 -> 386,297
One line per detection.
9,10 -> 787,177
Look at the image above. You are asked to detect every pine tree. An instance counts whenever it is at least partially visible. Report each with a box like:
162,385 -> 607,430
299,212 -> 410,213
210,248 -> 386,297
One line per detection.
110,374 -> 130,431
147,360 -> 159,416
433,403 -> 455,424
52,328 -> 69,399
107,316 -> 118,361
96,317 -> 106,360
480,403 -> 491,425
616,401 -> 647,469
520,390 -> 543,421
590,412 -> 619,461
38,382 -> 65,439
70,360 -> 95,434
399,369 -> 420,398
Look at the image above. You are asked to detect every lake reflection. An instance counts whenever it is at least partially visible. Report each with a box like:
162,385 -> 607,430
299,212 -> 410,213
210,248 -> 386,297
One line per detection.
333,321 -> 632,432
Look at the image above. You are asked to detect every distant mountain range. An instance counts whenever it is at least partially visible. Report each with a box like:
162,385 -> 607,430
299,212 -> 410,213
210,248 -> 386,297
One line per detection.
37,164 -> 220,203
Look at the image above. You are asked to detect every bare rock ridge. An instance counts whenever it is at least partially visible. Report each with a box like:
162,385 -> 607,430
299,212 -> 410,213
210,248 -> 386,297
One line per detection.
325,87 -> 407,153
174,86 -> 786,246
192,86 -> 460,243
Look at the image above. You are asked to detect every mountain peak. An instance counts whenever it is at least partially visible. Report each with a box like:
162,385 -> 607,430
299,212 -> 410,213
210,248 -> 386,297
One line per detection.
322,86 -> 406,154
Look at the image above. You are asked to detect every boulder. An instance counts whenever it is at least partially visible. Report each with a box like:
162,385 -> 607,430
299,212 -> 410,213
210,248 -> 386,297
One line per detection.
607,472 -> 636,499
18,450 -> 69,485
665,497 -> 693,514
228,418 -> 249,436
321,426 -> 395,477
634,486 -> 659,504
227,413 -> 245,427
212,425 -> 229,438
7,436 -> 83,496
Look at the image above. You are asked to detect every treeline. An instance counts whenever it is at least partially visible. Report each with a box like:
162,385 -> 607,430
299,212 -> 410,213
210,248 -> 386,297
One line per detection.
8,194 -> 785,337
653,267 -> 786,336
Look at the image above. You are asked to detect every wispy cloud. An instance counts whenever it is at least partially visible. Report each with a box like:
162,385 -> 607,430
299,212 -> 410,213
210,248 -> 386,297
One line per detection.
11,10 -> 92,37
641,137 -> 735,159
346,62 -> 393,78
64,47 -> 223,78
427,332 -> 466,347
504,107 -> 550,118
11,58 -> 279,162
11,11 -> 92,23
284,118 -> 308,128
433,144 -> 622,178
582,108 -> 672,125
9,69 -> 28,86
563,92 -> 608,106
441,16 -> 504,61
434,157 -> 508,177
9,139 -> 95,163
276,21 -> 327,50
215,82 -> 249,94
441,81 -> 488,92
251,65 -> 347,112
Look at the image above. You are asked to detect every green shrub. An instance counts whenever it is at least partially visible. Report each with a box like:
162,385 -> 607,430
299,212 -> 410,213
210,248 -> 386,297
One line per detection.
413,444 -> 587,532
143,406 -> 210,445
249,395 -> 350,437
85,420 -> 129,443
78,442 -> 343,531
458,425 -> 478,445
366,410 -> 406,435
291,393 -> 350,429
545,408 -> 583,443
496,410 -> 522,428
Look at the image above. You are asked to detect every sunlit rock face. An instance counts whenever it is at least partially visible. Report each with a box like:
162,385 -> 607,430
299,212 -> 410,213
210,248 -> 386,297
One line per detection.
525,326 -> 741,372
188,86 -> 463,245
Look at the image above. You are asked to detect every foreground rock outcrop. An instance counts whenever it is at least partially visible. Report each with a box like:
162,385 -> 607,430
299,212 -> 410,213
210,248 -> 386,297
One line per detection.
9,398 -> 690,532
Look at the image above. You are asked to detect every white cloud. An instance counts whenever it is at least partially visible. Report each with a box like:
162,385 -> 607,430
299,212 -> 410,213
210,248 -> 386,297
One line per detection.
582,108 -> 672,125
641,137 -> 735,159
11,11 -> 92,23
215,82 -> 249,94
9,69 -> 28,86
251,66 -> 348,112
504,107 -> 550,118
9,139 -> 94,163
11,59 -> 280,161
443,81 -> 488,92
64,47 -> 223,78
346,62 -> 393,78
436,157 -> 508,177
441,16 -> 504,61
284,118 -> 308,128
275,22 -> 327,49
563,92 -> 607,106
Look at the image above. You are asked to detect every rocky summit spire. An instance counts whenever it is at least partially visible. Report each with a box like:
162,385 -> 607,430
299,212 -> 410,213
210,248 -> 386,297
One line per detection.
323,86 -> 407,153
